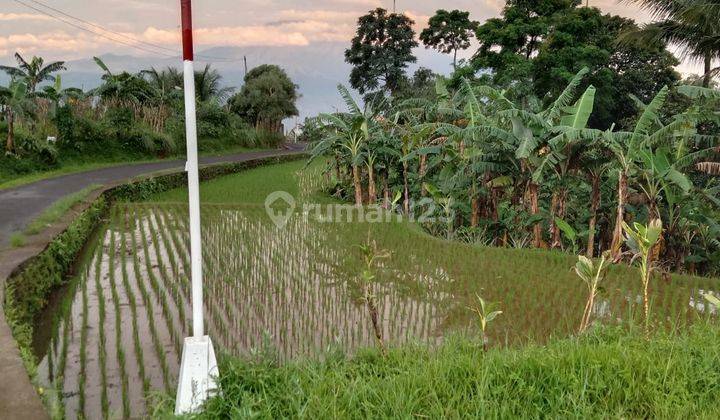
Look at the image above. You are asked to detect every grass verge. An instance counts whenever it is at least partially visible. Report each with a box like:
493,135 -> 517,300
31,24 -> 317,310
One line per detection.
153,323 -> 720,418
24,184 -> 102,235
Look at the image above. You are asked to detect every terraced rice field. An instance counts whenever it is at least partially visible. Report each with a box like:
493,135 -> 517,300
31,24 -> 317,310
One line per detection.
33,160 -> 720,419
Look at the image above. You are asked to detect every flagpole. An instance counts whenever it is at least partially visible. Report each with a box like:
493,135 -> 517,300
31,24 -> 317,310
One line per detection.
175,0 -> 219,414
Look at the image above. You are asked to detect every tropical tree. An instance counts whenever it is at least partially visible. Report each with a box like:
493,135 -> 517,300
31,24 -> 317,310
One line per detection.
420,9 -> 478,69
0,80 -> 33,152
194,64 -> 233,102
473,1 -> 680,129
0,53 -> 66,93
621,0 -> 720,87
37,75 -> 84,116
229,64 -> 298,132
92,57 -> 154,104
345,8 -> 418,95
310,85 -> 381,206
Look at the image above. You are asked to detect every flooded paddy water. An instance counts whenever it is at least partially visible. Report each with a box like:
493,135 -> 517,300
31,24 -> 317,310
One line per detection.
32,165 -> 720,419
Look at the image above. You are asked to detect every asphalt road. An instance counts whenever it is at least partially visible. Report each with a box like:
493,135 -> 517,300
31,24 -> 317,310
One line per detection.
0,147 -> 304,247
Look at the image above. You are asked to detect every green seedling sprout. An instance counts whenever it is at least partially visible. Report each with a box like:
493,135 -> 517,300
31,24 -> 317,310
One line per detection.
467,294 -> 502,351
574,251 -> 612,333
623,218 -> 663,335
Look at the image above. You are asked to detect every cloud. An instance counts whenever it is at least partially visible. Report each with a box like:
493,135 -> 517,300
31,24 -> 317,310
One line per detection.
142,25 -> 310,47
0,13 -> 52,21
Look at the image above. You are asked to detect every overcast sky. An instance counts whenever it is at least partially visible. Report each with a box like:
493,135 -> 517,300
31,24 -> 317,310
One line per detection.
0,0 -> 702,74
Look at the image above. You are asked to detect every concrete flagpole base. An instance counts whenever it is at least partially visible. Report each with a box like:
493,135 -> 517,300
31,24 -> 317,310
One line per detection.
174,336 -> 220,415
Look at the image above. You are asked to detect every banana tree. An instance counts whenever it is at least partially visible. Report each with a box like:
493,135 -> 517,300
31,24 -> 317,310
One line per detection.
535,82 -> 599,248
37,75 -> 84,118
605,86 -> 670,259
0,79 -> 32,153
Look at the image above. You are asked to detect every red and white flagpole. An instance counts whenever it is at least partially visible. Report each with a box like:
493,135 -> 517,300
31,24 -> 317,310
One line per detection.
175,0 -> 219,414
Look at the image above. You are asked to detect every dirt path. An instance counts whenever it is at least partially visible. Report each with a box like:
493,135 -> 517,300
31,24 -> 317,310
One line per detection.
0,147 -> 303,247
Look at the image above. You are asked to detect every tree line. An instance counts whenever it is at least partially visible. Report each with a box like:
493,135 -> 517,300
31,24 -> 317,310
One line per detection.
0,53 -> 299,180
308,0 -> 720,276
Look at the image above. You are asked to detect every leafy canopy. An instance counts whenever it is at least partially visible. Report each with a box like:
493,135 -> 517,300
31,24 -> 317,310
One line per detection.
420,10 -> 478,68
229,64 -> 299,130
345,8 -> 418,95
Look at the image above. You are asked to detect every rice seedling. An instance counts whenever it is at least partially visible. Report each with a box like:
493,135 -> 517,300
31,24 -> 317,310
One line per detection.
623,219 -> 663,334
128,206 -> 173,394
94,233 -> 109,418
574,251 -> 612,333
106,224 -> 131,418
466,294 -> 503,351
356,235 -> 392,357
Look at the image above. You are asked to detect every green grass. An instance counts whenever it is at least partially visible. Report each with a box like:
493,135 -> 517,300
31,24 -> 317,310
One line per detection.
150,324 -> 720,418
149,159 -> 335,204
9,232 -> 26,247
24,184 -> 102,235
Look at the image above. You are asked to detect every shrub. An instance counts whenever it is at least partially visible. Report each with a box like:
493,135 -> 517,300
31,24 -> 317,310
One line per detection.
126,125 -> 176,155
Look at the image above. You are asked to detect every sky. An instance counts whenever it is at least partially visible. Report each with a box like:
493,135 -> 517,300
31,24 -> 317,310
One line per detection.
0,0 -> 705,80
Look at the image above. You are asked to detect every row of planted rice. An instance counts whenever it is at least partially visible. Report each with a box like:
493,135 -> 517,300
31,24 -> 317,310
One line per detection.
35,203 -> 449,419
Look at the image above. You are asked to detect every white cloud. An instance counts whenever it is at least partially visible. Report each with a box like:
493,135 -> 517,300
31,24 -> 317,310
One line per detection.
0,13 -> 52,21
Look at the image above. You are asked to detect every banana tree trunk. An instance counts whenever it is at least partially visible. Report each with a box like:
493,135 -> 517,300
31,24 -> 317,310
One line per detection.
610,170 -> 628,259
382,175 -> 390,209
367,163 -> 377,204
402,161 -> 410,214
352,164 -> 363,207
549,191 -> 560,248
471,196 -> 480,228
550,189 -> 568,248
586,173 -> 601,258
419,154 -> 427,197
529,182 -> 542,248
5,109 -> 14,153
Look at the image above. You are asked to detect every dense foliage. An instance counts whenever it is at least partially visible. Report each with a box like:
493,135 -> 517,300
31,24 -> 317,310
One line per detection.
304,2 -> 720,277
0,54 -> 294,183
229,65 -> 299,133
471,1 -> 682,130
309,73 -> 720,275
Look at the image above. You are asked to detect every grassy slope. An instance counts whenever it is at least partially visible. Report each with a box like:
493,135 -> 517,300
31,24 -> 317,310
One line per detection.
148,160 -> 720,417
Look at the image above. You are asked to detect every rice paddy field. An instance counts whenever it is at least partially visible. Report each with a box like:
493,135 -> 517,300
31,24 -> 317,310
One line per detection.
33,160 -> 720,419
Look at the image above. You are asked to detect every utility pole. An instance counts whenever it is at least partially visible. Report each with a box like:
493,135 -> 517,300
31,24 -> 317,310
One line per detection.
175,0 -> 219,415
393,0 -> 396,13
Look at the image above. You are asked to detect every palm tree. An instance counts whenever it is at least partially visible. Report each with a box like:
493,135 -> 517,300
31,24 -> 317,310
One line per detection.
0,53 -> 66,93
621,0 -> 720,87
194,64 -> 233,102
0,80 -> 33,153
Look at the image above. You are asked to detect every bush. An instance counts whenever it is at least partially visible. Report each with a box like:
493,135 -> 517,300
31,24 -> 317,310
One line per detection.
197,100 -> 233,138
126,125 -> 176,155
